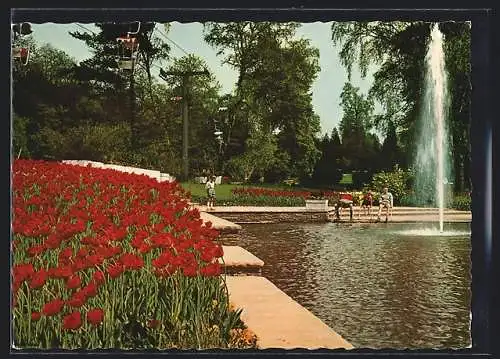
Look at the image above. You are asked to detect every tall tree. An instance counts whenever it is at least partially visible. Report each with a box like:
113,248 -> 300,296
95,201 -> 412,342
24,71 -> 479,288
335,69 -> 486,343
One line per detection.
204,22 -> 321,180
380,119 -> 400,170
338,82 -> 376,171
441,22 -> 471,191
203,22 -> 299,103
70,22 -> 170,147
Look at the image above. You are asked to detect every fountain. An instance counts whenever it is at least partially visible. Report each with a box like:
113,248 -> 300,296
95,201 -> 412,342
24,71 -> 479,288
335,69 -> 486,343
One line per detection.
414,23 -> 452,233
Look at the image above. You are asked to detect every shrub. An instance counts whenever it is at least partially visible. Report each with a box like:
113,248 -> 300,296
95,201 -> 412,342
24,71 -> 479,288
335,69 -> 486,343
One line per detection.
451,193 -> 471,211
398,191 -> 419,207
369,167 -> 413,205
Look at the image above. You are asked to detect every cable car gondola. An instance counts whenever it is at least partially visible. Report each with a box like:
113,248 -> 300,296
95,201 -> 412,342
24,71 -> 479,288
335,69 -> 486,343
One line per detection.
116,21 -> 141,71
12,46 -> 30,66
11,22 -> 32,66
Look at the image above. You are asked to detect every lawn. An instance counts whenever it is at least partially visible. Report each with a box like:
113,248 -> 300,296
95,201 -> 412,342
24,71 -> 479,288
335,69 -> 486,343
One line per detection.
180,182 -> 310,204
339,173 -> 353,185
181,182 -> 239,203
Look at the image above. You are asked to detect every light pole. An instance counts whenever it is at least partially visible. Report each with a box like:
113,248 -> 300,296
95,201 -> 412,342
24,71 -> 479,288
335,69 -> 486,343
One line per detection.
214,106 -> 228,173
159,68 -> 209,180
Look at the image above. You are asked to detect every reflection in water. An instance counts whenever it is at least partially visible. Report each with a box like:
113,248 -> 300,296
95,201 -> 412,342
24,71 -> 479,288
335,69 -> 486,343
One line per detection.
223,222 -> 471,349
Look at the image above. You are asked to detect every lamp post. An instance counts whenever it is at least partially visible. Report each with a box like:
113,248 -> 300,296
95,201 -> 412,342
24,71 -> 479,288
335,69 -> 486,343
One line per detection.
159,68 -> 209,180
214,106 -> 228,173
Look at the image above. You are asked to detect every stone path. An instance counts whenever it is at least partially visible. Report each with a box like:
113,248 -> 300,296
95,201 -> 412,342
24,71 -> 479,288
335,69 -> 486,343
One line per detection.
331,207 -> 471,223
355,213 -> 472,223
195,205 -> 471,223
225,275 -> 354,350
197,205 -> 328,213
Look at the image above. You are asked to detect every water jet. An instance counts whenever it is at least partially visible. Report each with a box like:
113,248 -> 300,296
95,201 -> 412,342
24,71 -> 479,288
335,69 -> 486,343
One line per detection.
414,23 -> 451,233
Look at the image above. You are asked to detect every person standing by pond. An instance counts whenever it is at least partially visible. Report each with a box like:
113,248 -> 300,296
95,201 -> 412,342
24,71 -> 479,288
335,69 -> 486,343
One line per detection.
377,187 -> 393,223
205,175 -> 216,210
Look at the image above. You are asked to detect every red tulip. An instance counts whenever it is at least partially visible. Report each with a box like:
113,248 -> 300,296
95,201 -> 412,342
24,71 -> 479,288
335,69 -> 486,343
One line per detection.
66,275 -> 82,290
31,311 -> 42,321
29,269 -> 48,289
107,264 -> 124,279
42,298 -> 65,316
87,308 -> 104,326
92,270 -> 105,285
62,311 -> 82,330
147,319 -> 160,328
67,293 -> 86,308
200,263 -> 222,277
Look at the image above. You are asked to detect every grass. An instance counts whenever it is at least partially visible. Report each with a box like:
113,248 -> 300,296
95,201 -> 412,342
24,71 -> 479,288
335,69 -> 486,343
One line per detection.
179,182 -> 313,204
181,182 -> 238,202
339,173 -> 353,185
179,177 -> 355,205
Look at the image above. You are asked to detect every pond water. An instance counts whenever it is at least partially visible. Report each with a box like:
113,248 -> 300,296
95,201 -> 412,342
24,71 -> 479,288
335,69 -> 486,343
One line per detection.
223,222 -> 471,349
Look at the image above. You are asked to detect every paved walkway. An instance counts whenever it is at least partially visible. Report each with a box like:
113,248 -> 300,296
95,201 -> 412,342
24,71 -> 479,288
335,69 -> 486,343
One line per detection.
332,207 -> 471,223
196,205 -> 471,223
225,275 -> 354,350
345,214 -> 472,223
197,205 -> 328,213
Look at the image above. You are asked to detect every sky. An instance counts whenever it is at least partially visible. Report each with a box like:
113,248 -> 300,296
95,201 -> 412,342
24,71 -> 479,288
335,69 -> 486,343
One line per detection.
30,22 -> 377,136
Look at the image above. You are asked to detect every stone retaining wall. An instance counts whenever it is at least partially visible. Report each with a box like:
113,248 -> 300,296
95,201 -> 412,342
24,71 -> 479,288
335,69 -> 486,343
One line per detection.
62,160 -> 176,182
213,211 -> 329,223
226,276 -> 353,349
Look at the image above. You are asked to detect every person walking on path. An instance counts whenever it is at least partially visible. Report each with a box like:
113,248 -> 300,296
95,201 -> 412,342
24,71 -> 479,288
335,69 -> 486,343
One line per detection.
376,187 -> 393,223
205,175 -> 216,210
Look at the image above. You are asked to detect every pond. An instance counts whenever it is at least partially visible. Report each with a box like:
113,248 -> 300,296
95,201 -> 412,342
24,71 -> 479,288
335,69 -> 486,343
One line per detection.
223,222 -> 471,349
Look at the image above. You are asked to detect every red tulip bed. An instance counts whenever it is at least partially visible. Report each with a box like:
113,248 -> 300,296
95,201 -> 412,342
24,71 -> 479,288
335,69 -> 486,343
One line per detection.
231,187 -> 344,206
11,160 -> 255,349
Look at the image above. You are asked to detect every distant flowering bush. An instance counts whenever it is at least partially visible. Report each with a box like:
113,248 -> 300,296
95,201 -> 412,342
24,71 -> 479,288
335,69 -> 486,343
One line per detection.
11,160 -> 252,349
229,187 -> 360,206
232,187 -> 312,199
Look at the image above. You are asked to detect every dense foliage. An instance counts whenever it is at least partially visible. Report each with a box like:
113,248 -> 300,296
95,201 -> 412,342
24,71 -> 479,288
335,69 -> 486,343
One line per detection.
204,22 -> 322,181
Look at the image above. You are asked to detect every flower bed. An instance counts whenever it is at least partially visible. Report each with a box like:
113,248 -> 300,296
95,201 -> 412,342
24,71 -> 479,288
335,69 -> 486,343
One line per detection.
11,160 -> 255,349
230,187 -> 310,206
229,187 -> 358,207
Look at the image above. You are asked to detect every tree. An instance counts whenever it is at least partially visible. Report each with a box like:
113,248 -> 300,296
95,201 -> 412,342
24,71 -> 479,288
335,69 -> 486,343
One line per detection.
225,131 -> 279,183
338,82 -> 376,172
204,22 -> 322,180
441,22 -> 471,191
70,22 -> 170,147
12,115 -> 31,159
12,43 -> 94,159
12,32 -> 182,171
310,130 -> 343,187
380,119 -> 400,170
203,22 -> 300,102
